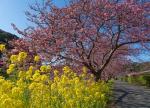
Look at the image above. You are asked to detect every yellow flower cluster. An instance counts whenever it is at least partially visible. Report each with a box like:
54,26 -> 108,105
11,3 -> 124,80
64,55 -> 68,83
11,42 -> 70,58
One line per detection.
10,52 -> 27,63
0,52 -> 111,108
40,65 -> 51,73
0,44 -> 5,52
6,64 -> 15,74
18,52 -> 27,62
34,55 -> 40,62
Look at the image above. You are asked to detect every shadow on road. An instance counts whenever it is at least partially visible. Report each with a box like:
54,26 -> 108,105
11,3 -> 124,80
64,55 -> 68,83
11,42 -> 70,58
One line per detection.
111,81 -> 150,108
112,88 -> 129,104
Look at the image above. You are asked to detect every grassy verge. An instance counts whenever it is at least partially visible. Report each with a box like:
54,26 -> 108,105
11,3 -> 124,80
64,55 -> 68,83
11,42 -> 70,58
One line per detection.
121,73 -> 150,87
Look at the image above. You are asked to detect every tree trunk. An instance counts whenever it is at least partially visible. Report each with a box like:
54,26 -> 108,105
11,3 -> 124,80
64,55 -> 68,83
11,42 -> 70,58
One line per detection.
94,71 -> 101,82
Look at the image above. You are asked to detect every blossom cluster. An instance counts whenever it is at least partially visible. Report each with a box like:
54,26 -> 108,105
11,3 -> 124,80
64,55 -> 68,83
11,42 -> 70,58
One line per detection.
0,46 -> 111,108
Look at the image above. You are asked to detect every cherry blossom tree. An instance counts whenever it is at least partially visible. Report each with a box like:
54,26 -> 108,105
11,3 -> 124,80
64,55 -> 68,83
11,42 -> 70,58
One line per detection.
11,0 -> 150,81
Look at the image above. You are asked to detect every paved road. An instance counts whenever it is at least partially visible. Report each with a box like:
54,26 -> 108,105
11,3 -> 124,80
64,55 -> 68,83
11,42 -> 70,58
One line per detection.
112,81 -> 150,108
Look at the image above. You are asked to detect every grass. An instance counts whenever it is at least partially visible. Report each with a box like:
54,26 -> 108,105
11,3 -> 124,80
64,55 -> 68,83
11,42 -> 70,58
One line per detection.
121,73 -> 150,87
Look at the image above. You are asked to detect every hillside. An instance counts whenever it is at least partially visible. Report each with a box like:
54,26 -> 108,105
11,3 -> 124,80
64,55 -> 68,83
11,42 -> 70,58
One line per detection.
0,29 -> 18,48
126,62 -> 150,72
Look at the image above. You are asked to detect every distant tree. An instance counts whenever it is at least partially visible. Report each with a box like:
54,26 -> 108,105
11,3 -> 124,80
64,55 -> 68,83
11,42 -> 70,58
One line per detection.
12,0 -> 150,81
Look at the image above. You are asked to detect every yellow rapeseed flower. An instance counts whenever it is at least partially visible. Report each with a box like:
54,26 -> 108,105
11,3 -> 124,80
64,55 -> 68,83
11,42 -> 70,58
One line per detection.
82,66 -> 87,73
40,75 -> 48,82
32,72 -> 40,81
29,82 -> 37,90
74,77 -> 80,85
34,55 -> 40,62
81,73 -> 86,78
26,70 -> 33,80
84,97 -> 90,102
18,71 -> 25,78
95,92 -> 100,98
6,69 -> 12,74
51,83 -> 56,90
75,88 -> 81,96
0,44 -> 5,52
7,64 -> 15,74
54,70 -> 59,76
101,94 -> 105,99
63,66 -> 70,74
2,98 -> 13,107
0,76 -> 5,83
40,65 -> 47,72
54,76 -> 59,82
0,94 -> 9,100
10,55 -> 18,63
0,51 -> 111,108
46,65 -> 51,72
12,87 -> 23,96
18,52 -> 27,62
9,64 -> 15,69
35,69 -> 40,74
16,79 -> 26,88
29,66 -> 34,71
68,99 -> 74,106
61,75 -> 69,84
